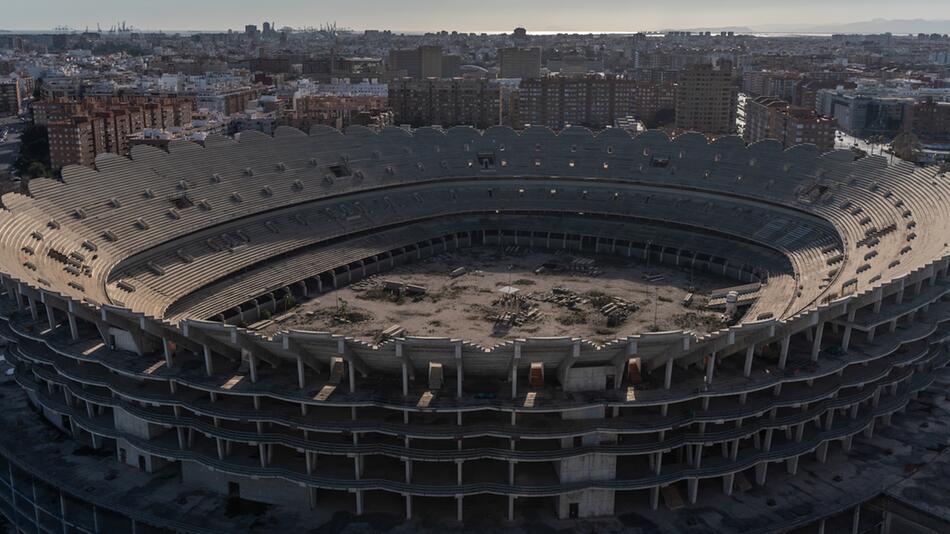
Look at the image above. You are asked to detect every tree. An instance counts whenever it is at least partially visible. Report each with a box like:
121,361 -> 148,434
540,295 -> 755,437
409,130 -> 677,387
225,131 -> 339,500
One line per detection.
891,132 -> 922,163
13,125 -> 52,178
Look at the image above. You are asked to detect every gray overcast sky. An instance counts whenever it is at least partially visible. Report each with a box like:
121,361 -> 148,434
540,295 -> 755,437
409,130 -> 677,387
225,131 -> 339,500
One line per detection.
3,0 -> 949,32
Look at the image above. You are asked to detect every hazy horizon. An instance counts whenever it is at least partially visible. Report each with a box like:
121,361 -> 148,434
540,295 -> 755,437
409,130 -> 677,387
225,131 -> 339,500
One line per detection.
3,0 -> 950,33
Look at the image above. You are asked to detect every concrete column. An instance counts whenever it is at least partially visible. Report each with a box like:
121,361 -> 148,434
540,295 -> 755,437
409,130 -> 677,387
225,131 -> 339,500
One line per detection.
664,358 -> 674,389
248,352 -> 258,383
203,345 -> 214,376
722,473 -> 734,495
654,451 -> 663,475
743,345 -> 755,377
44,302 -> 58,330
778,335 -> 790,370
456,342 -> 463,399
27,294 -> 39,320
864,419 -> 875,439
66,311 -> 79,341
687,478 -> 699,504
705,353 -> 717,385
852,505 -> 861,534
755,463 -> 768,485
650,486 -> 660,510
401,361 -> 409,397
348,360 -> 356,393
786,456 -> 799,475
811,322 -> 824,361
816,442 -> 828,463
288,356 -> 302,390
457,496 -> 463,523
355,490 -> 363,515
511,343 -> 521,398
842,435 -> 853,452
405,494 -> 412,520
508,496 -> 515,521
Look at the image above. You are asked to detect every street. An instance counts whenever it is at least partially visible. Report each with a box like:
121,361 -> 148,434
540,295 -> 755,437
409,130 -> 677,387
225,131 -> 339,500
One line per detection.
0,116 -> 27,182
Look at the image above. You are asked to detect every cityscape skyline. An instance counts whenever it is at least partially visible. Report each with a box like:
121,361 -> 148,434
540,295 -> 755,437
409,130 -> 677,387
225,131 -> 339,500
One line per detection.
3,1 -> 950,33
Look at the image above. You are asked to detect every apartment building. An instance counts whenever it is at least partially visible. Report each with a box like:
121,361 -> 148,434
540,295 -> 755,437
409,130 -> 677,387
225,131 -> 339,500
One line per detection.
745,96 -> 836,153
388,46 -> 446,79
516,75 -> 637,130
0,80 -> 20,116
389,78 -> 500,128
43,96 -> 197,168
47,116 -> 98,168
499,47 -> 542,79
674,64 -> 738,135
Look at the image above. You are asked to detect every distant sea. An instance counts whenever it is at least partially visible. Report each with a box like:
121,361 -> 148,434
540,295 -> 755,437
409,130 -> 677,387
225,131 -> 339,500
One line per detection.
0,29 -> 920,37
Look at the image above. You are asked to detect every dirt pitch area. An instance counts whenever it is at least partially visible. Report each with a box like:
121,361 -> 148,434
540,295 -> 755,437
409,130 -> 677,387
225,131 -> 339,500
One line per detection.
259,247 -> 736,346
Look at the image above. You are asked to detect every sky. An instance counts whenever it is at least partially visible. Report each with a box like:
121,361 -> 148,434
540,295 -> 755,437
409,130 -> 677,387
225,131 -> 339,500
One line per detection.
3,0 -> 949,33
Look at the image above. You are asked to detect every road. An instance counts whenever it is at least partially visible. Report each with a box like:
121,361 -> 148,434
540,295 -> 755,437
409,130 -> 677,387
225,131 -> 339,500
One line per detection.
0,115 -> 28,182
833,129 -> 894,162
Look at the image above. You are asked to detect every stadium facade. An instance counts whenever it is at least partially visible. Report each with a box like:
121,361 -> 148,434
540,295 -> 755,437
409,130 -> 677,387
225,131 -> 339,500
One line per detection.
0,125 -> 948,532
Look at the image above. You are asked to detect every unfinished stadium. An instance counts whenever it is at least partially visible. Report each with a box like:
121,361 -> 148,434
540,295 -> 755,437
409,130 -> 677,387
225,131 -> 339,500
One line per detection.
0,125 -> 948,533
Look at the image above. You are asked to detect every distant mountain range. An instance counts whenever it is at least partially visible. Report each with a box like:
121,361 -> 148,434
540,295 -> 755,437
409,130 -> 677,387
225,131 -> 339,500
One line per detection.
669,18 -> 950,35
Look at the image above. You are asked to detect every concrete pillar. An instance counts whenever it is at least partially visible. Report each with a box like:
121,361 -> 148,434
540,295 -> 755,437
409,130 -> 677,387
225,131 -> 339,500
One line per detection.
664,358 -> 674,389
852,505 -> 861,534
294,356 -> 306,389
842,310 -> 856,351
650,486 -> 660,510
816,442 -> 828,463
248,352 -> 258,383
457,496 -> 463,523
864,419 -> 875,439
842,435 -> 853,452
687,478 -> 699,504
743,345 -> 755,377
755,463 -> 767,485
778,335 -> 790,370
508,496 -> 515,521
203,345 -> 214,376
401,361 -> 409,397
355,490 -> 363,515
67,311 -> 79,341
456,342 -> 463,399
786,456 -> 799,475
811,322 -> 824,361
405,494 -> 412,520
44,302 -> 57,330
705,353 -> 717,385
722,473 -> 734,495
27,294 -> 39,320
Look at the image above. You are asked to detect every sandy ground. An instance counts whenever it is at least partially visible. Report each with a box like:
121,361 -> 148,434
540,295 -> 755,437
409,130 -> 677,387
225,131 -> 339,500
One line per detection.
261,248 -> 735,346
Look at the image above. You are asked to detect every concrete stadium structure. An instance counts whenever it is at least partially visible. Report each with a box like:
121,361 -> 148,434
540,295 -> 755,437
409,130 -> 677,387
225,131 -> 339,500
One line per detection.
0,125 -> 949,532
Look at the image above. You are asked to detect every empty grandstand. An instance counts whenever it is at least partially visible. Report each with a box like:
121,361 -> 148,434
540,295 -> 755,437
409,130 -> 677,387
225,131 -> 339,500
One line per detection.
0,125 -> 948,532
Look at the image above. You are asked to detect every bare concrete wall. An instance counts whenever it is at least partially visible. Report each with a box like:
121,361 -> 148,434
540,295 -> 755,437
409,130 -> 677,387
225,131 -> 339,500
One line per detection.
563,366 -> 609,392
556,489 -> 616,519
181,461 -> 310,508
